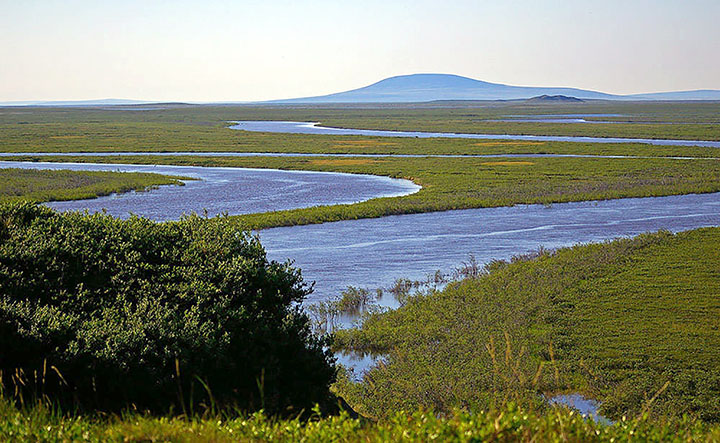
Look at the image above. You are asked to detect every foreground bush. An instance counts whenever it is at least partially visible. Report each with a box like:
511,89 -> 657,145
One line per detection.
0,202 -> 336,414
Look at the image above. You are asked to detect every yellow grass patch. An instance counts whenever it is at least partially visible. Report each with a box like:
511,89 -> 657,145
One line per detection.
310,159 -> 380,166
481,161 -> 535,166
332,140 -> 399,146
472,141 -> 543,146
49,135 -> 83,139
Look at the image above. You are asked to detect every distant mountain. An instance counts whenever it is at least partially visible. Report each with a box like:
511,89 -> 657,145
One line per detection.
628,90 -> 720,100
268,73 -> 720,103
0,99 -> 152,107
524,95 -> 585,103
268,74 -> 620,103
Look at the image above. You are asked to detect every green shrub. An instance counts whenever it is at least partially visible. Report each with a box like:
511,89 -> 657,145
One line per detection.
0,201 -> 337,414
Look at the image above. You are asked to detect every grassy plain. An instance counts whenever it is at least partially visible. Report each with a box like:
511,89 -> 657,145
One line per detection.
334,228 -> 720,422
14,153 -> 720,229
0,168 -> 185,203
307,101 -> 720,141
1,102 -> 720,156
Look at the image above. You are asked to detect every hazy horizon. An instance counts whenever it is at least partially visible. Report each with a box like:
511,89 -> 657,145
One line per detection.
2,0 -> 719,102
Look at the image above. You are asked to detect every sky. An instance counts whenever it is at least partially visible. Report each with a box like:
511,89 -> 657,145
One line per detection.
1,0 -> 719,102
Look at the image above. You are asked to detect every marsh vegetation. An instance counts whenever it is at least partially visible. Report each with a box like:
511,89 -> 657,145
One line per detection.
0,168 -> 185,203
2,103 -> 720,440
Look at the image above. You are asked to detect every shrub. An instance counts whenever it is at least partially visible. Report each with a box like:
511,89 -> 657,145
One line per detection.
0,201 -> 337,414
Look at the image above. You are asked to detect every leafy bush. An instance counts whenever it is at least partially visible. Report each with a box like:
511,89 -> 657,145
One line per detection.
0,201 -> 337,414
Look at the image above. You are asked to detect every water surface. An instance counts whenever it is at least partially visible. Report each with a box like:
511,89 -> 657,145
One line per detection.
230,121 -> 720,148
260,192 -> 720,304
0,161 -> 419,221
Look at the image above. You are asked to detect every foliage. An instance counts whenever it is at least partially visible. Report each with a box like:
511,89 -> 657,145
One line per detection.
334,228 -> 720,422
0,202 -> 337,414
0,168 -> 185,203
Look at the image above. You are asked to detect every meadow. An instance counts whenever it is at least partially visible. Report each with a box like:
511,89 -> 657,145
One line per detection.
1,102 -> 720,156
333,228 -> 720,422
0,168 -> 185,203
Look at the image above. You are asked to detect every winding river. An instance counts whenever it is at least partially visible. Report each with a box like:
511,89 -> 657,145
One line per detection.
3,120 -> 720,310
0,161 -> 419,220
3,159 -> 719,305
262,192 -> 720,305
229,121 -> 720,148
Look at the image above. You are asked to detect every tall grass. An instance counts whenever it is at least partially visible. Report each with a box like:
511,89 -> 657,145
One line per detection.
333,228 -> 720,422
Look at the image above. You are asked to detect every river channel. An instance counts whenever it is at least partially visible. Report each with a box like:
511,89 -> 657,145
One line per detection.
229,121 -> 720,148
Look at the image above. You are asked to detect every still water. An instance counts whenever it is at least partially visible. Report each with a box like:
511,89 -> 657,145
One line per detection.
4,160 -> 719,304
230,120 -> 720,148
260,192 -> 720,304
1,161 -> 419,220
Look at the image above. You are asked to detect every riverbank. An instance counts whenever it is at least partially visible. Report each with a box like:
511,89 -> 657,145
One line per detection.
3,104 -> 720,158
21,154 -> 719,229
0,168 -> 186,203
333,227 -> 720,422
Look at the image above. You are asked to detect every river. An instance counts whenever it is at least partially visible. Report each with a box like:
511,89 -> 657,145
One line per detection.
229,121 -> 720,148
0,160 -> 419,220
3,159 -> 718,305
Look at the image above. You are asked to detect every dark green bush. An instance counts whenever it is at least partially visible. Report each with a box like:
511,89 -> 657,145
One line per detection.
0,201 -> 337,414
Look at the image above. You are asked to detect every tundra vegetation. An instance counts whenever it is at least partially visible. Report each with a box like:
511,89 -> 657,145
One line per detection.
2,103 -> 720,440
334,228 -> 720,422
0,168 -> 186,203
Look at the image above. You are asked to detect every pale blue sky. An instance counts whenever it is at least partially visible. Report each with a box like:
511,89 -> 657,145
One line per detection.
1,0 -> 719,101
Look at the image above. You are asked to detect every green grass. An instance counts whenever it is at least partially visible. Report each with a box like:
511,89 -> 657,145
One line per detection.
2,103 -> 720,157
0,168 -> 186,203
2,399 -> 720,442
311,102 -> 720,141
14,154 -> 720,229
333,228 -> 720,422
1,102 -> 719,156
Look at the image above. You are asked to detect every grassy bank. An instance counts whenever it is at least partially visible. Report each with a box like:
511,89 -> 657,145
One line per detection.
334,228 -> 720,422
0,168 -> 186,203
16,154 -> 720,229
2,399 -> 720,441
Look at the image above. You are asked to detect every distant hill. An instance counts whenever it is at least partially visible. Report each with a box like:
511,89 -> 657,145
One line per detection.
627,90 -> 720,100
269,74 -> 620,103
0,99 -> 152,107
268,73 -> 720,103
524,95 -> 585,103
